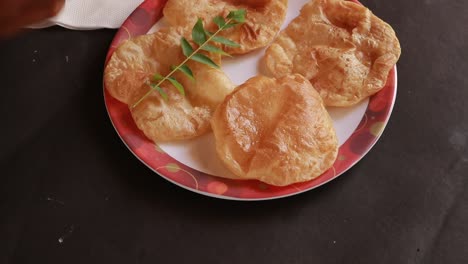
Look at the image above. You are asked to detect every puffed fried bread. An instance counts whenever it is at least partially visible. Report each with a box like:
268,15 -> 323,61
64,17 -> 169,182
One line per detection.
130,83 -> 212,142
262,0 -> 401,107
104,34 -> 161,104
163,0 -> 288,54
211,74 -> 338,186
105,27 -> 235,141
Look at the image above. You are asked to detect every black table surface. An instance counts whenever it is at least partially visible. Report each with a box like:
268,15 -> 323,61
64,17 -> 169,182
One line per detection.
1,0 -> 467,263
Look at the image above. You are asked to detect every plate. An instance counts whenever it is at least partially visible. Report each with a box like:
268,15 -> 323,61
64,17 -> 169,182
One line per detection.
103,0 -> 397,200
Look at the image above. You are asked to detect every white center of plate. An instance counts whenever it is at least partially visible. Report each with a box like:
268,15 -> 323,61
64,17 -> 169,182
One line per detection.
151,0 -> 369,177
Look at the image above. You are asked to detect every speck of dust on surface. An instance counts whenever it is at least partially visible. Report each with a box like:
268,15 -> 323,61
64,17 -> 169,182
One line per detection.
58,225 -> 75,244
33,50 -> 38,63
46,197 -> 65,205
65,55 -> 69,63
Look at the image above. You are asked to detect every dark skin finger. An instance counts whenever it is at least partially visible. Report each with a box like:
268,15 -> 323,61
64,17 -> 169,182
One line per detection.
0,0 -> 65,37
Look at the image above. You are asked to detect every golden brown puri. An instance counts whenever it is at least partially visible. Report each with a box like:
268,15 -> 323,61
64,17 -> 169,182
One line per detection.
130,84 -> 212,142
129,61 -> 235,142
211,74 -> 338,186
104,27 -> 191,105
163,0 -> 288,55
104,33 -> 160,104
262,0 -> 401,107
105,27 -> 235,141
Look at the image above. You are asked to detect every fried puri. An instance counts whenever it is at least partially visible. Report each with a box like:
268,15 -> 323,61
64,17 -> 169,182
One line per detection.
262,0 -> 401,107
130,84 -> 212,141
211,74 -> 338,186
163,0 -> 288,54
104,33 -> 161,104
105,27 -> 235,141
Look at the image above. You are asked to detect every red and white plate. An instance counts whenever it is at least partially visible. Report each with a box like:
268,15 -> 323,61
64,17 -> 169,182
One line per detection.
103,0 -> 397,200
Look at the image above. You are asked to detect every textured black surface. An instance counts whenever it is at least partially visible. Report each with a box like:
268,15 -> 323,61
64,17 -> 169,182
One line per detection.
0,0 -> 467,263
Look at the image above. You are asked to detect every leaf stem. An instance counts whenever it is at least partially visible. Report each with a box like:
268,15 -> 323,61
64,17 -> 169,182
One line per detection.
131,18 -> 234,109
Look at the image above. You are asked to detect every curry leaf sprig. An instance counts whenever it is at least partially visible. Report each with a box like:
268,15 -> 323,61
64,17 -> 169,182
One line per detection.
131,9 -> 246,109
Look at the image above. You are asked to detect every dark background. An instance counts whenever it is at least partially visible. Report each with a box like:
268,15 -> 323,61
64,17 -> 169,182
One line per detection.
1,0 -> 467,263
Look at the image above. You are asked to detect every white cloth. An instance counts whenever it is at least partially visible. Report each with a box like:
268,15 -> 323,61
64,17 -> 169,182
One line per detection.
30,0 -> 144,30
